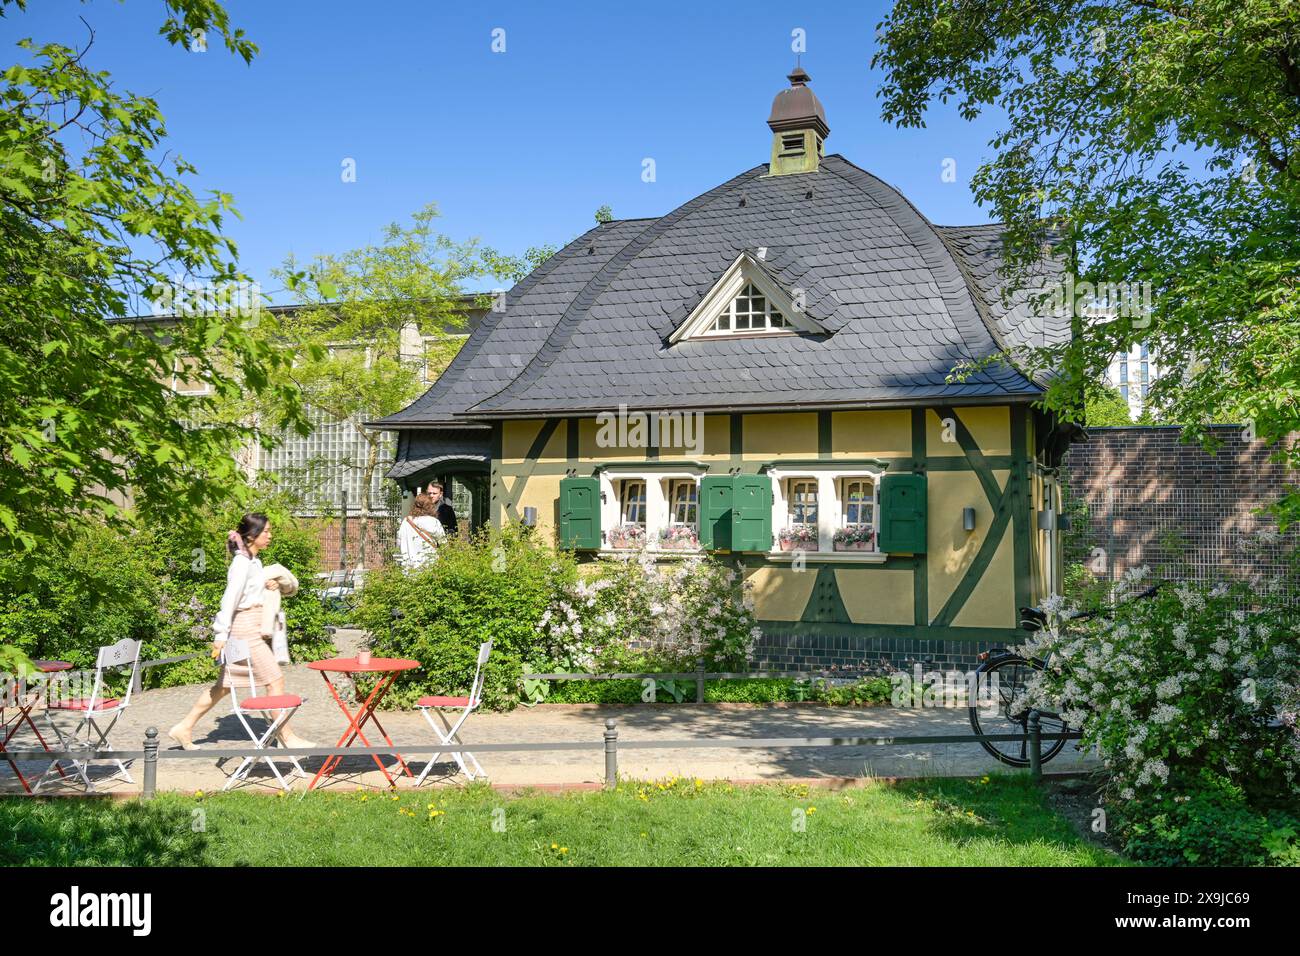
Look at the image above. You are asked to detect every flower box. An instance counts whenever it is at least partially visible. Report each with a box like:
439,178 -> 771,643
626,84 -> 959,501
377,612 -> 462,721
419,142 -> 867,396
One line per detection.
608,524 -> 647,550
659,530 -> 700,551
779,537 -> 819,552
833,529 -> 876,552
833,540 -> 875,552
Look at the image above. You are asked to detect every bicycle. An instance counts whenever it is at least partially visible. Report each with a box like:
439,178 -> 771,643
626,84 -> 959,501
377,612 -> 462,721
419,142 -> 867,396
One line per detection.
968,584 -> 1160,767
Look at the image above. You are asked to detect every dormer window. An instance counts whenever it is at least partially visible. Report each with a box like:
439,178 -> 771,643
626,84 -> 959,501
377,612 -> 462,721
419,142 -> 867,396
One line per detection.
712,282 -> 789,333
669,252 -> 826,343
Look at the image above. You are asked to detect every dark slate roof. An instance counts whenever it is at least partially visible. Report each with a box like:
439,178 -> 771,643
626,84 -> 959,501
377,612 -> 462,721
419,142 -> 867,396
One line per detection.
374,217 -> 655,428
379,155 -> 1061,426
385,427 -> 491,479
937,224 -> 1069,361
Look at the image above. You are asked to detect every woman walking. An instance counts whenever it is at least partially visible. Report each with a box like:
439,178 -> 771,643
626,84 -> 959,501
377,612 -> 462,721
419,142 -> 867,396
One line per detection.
167,513 -> 315,751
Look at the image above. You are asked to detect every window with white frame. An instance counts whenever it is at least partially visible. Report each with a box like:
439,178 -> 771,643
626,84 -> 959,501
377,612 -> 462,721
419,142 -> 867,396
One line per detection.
713,282 -> 789,333
840,477 -> 875,529
768,466 -> 887,557
668,479 -> 698,527
598,469 -> 708,552
619,480 -> 647,526
787,479 -> 818,527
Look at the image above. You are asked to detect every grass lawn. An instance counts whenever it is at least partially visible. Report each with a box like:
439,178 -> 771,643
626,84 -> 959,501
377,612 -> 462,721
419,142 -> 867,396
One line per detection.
0,774 -> 1122,867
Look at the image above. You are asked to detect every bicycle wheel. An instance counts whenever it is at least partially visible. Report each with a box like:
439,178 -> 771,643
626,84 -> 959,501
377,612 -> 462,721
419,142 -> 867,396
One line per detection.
968,655 -> 1070,767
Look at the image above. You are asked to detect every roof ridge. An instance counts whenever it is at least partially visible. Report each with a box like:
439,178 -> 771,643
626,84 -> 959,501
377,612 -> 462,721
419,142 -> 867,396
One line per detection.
467,164 -> 769,413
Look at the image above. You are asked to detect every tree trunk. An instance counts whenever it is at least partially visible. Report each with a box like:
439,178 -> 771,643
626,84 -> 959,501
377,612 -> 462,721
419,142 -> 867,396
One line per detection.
358,423 -> 380,568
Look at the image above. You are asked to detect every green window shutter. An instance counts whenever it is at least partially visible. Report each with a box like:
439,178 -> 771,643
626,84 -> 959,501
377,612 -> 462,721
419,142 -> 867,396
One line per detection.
699,475 -> 733,550
730,474 -> 773,552
879,473 -> 927,554
559,476 -> 600,550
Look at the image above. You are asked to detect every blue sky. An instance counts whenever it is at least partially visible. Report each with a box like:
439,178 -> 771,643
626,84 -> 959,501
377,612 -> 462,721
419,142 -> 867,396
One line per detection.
11,0 -> 1006,299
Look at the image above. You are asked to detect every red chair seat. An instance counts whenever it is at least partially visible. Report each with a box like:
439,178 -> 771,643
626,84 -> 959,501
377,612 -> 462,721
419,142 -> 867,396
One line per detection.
238,694 -> 302,710
49,698 -> 121,711
417,695 -> 470,708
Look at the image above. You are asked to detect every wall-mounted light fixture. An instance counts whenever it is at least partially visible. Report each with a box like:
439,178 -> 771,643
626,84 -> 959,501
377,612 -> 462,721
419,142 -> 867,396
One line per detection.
1037,509 -> 1055,531
962,507 -> 976,532
522,506 -> 538,527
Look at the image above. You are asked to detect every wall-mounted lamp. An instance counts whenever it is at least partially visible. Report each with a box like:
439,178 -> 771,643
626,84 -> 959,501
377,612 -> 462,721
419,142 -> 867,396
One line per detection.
1057,514 -> 1072,531
962,507 -> 977,532
522,506 -> 538,527
1036,509 -> 1055,531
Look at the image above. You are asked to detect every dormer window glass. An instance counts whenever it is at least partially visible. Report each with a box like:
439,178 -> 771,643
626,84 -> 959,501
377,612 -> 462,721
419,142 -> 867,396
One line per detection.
712,282 -> 789,333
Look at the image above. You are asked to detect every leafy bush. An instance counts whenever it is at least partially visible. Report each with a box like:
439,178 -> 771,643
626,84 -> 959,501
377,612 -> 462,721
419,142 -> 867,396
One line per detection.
0,522 -> 159,671
534,550 -> 760,674
354,525 -> 570,710
1021,571 -> 1300,803
1118,771 -> 1299,866
1019,570 -> 1300,864
0,507 -> 334,688
355,534 -> 763,710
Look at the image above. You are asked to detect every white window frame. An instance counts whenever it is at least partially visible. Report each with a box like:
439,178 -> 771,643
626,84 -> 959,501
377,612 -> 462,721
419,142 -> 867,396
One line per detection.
767,465 -> 887,562
669,252 -> 825,343
597,466 -> 708,553
170,357 -> 210,396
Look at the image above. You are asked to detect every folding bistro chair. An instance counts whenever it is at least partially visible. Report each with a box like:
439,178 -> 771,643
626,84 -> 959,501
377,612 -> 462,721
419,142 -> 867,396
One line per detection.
221,638 -> 307,792
414,640 -> 492,785
37,638 -> 142,792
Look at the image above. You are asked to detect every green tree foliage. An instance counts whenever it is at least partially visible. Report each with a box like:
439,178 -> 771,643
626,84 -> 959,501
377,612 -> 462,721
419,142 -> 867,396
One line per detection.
874,0 -> 1300,523
1085,382 -> 1134,427
0,0 -> 306,568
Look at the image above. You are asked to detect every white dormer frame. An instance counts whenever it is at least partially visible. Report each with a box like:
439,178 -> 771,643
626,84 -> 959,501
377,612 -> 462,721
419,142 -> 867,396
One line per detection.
669,252 -> 825,343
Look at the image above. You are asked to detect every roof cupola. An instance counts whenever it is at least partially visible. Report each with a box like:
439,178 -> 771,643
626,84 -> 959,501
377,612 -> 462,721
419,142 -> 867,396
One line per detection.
767,65 -> 829,176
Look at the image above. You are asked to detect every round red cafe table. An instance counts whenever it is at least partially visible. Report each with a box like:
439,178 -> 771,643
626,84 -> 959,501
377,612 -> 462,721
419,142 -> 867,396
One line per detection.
2,660 -> 73,792
306,656 -> 420,789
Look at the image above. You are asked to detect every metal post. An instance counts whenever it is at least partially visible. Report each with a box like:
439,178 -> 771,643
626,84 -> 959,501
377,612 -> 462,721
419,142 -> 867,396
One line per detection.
142,727 -> 159,799
339,489 -> 349,571
1027,710 -> 1042,781
603,718 -> 618,788
695,659 -> 706,704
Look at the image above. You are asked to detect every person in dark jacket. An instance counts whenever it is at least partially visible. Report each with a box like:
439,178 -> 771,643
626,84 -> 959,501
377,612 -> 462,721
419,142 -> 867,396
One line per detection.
425,481 -> 458,536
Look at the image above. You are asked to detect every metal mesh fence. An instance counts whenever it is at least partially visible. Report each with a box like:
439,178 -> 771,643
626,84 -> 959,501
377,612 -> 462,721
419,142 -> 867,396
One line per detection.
1063,484 -> 1300,599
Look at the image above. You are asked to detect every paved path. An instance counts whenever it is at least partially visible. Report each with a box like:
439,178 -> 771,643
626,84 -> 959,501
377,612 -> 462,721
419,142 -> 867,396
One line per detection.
2,630 -> 1097,794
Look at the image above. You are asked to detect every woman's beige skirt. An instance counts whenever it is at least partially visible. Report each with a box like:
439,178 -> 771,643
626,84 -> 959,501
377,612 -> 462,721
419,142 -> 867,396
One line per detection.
220,605 -> 283,689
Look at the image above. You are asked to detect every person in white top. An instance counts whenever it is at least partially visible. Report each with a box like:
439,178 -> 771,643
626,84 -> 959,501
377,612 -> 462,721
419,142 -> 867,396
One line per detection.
167,513 -> 314,751
397,493 -> 446,569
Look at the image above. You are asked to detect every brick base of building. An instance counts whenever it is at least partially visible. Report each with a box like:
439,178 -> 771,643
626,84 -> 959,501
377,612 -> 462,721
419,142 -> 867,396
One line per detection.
750,632 -> 995,673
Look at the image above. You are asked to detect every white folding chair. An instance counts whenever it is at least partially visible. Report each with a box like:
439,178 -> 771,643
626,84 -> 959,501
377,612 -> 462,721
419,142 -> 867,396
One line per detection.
220,638 -> 307,792
414,640 -> 492,785
38,638 -> 142,792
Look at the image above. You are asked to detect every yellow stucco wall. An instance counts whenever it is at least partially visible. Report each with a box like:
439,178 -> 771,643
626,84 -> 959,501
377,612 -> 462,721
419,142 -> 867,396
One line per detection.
927,406 -> 1012,458
836,568 -> 914,625
926,469 -> 1009,618
831,410 -> 911,458
746,566 -> 817,621
741,413 -> 818,459
951,523 -> 1015,629
510,473 -> 565,539
502,419 -> 567,463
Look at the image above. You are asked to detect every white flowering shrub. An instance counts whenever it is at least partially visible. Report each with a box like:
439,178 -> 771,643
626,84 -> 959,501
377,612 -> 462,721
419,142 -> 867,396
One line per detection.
535,549 -> 759,673
1019,569 -> 1300,806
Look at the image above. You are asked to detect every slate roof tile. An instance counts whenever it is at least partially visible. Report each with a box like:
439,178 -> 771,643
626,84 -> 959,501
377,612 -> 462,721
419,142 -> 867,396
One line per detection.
377,156 -> 1063,426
